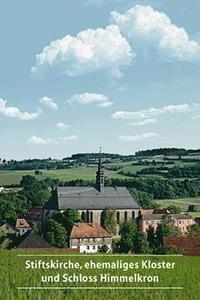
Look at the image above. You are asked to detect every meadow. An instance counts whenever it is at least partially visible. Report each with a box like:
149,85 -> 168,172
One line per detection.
0,251 -> 200,300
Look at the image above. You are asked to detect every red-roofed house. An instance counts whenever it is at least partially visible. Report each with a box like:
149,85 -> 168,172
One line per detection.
26,207 -> 43,229
70,223 -> 112,253
16,219 -> 31,236
164,237 -> 200,256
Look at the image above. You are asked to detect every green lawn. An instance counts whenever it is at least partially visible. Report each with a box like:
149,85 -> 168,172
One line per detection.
0,251 -> 199,300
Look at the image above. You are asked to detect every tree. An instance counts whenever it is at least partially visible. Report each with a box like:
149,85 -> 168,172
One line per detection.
120,221 -> 137,252
166,205 -> 181,214
52,208 -> 80,235
101,208 -> 117,235
147,226 -> 156,251
188,224 -> 200,236
154,216 -> 181,254
43,219 -> 67,248
133,231 -> 149,254
99,244 -> 109,253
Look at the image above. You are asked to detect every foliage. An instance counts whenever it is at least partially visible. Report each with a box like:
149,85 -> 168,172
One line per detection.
99,244 -> 109,253
101,208 -> 117,235
166,205 -> 181,213
43,219 -> 67,248
188,224 -> 200,236
52,208 -> 81,235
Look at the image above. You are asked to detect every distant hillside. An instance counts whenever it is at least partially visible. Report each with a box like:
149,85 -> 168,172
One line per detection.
135,148 -> 200,157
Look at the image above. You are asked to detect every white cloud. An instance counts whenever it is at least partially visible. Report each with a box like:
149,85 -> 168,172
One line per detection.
192,115 -> 200,120
56,122 -> 69,130
31,25 -> 133,78
127,118 -> 157,126
27,135 -> 78,145
0,98 -> 41,121
67,93 -> 113,107
112,103 -> 196,120
118,132 -> 159,141
39,96 -> 58,110
111,5 -> 200,62
98,101 -> 113,107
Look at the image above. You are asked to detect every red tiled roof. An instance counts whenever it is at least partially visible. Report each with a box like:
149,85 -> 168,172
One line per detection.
16,219 -> 30,229
142,214 -> 192,221
27,207 -> 43,220
70,223 -> 112,239
164,237 -> 200,256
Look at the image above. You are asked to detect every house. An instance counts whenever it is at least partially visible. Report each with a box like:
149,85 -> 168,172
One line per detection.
70,223 -> 112,253
15,219 -> 31,236
164,237 -> 200,256
0,223 -> 17,235
140,214 -> 195,233
17,231 -> 51,249
44,150 -> 140,231
26,207 -> 43,229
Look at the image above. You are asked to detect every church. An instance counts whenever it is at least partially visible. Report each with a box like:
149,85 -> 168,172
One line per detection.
44,151 -> 140,226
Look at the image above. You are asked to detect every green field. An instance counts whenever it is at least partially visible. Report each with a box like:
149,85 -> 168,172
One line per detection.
0,251 -> 200,300
0,167 -> 124,186
154,197 -> 200,217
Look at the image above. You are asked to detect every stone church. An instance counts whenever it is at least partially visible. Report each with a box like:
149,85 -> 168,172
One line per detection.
44,152 -> 140,226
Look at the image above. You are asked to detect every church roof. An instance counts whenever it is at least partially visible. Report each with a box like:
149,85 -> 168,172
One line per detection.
45,186 -> 140,210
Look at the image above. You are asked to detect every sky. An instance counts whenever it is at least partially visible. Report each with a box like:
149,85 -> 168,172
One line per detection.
0,0 -> 200,160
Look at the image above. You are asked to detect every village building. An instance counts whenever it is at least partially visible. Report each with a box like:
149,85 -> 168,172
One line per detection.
26,207 -> 43,229
44,151 -> 140,231
17,231 -> 51,249
0,223 -> 17,235
15,218 -> 31,236
70,223 -> 112,253
164,237 -> 200,256
140,213 -> 195,233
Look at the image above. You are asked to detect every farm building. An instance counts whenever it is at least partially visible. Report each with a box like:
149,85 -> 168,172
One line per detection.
70,223 -> 112,253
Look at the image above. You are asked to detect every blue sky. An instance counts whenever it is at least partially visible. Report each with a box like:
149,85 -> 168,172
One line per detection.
0,0 -> 200,159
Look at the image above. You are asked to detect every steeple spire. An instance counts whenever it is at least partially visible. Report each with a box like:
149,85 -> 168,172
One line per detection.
96,147 -> 104,193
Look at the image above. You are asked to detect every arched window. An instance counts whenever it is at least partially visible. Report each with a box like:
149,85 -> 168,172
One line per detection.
90,211 -> 93,223
124,211 -> 128,222
81,211 -> 86,222
132,211 -> 135,220
116,211 -> 120,224
86,210 -> 90,222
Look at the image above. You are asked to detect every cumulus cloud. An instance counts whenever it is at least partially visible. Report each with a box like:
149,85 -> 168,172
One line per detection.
27,135 -> 78,145
67,93 -> 113,107
56,122 -> 70,130
39,96 -> 58,110
112,103 -> 197,120
111,5 -> 200,62
0,98 -> 41,121
118,132 -> 159,141
127,118 -> 157,126
31,25 -> 133,78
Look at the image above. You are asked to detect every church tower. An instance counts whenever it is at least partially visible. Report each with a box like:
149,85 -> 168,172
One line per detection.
96,147 -> 104,193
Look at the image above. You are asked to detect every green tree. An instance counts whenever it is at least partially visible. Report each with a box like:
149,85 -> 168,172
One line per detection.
43,219 -> 67,248
120,221 -> 137,252
188,224 -> 200,236
101,208 -> 117,235
52,208 -> 81,236
133,230 -> 149,254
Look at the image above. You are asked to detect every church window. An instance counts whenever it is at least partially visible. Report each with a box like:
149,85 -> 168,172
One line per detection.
132,211 -> 135,220
90,211 -> 93,223
116,211 -> 120,224
124,211 -> 128,222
